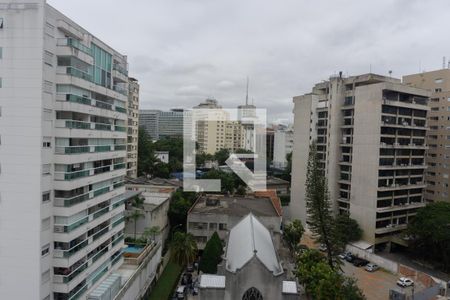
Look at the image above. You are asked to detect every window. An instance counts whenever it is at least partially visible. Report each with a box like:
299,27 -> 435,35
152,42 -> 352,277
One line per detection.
209,223 -> 217,230
219,223 -> 227,231
41,244 -> 50,257
435,88 -> 442,93
41,217 -> 50,231
435,78 -> 443,84
42,191 -> 51,203
42,164 -> 51,175
0,18 -> 3,29
41,269 -> 50,284
42,137 -> 51,148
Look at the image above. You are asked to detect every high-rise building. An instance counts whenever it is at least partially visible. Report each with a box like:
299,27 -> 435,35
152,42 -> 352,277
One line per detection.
0,2 -> 127,299
138,109 -> 183,140
404,69 -> 450,203
193,99 -> 245,154
273,126 -> 294,169
127,78 -> 139,178
290,73 -> 429,250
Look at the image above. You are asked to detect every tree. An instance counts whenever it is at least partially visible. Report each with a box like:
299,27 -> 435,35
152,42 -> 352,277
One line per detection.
199,232 -> 224,274
305,141 -> 340,268
407,202 -> 450,271
137,127 -> 157,176
131,196 -> 144,209
201,169 -> 236,194
283,219 -> 305,251
280,152 -> 292,181
214,148 -> 230,165
334,214 -> 362,247
168,191 -> 197,230
127,209 -> 144,241
143,226 -> 160,244
295,249 -> 365,300
236,185 -> 247,195
171,232 -> 198,266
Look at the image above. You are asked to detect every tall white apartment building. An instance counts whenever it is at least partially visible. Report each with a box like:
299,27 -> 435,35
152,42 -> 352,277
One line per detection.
127,77 -> 139,178
0,1 -> 127,299
290,73 -> 429,251
272,126 -> 294,169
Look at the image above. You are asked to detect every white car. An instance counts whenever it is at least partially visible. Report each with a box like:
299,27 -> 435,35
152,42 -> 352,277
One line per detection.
365,263 -> 379,272
397,277 -> 414,287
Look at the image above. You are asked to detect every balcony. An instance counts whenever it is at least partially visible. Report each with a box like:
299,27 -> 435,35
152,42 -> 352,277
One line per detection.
54,216 -> 89,233
113,85 -> 128,96
54,261 -> 88,284
57,38 -> 93,56
59,94 -> 127,115
55,144 -> 127,155
55,163 -> 125,181
54,181 -> 124,207
66,67 -> 93,82
92,226 -> 109,241
113,63 -> 128,76
54,240 -> 89,259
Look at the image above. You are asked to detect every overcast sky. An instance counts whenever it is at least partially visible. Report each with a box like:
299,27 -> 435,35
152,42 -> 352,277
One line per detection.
48,0 -> 450,123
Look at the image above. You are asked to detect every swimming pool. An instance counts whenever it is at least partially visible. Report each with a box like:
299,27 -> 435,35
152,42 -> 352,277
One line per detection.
123,245 -> 144,254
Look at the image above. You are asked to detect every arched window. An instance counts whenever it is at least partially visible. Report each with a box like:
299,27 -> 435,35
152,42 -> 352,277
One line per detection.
242,287 -> 263,300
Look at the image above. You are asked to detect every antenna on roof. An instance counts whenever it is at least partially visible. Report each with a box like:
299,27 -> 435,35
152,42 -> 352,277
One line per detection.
245,76 -> 249,106
388,70 -> 392,77
443,56 -> 447,69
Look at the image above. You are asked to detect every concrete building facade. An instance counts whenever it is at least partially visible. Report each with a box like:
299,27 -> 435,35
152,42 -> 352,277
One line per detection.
273,127 -> 294,169
0,2 -> 128,299
127,77 -> 139,178
290,73 -> 430,250
403,69 -> 450,203
138,109 -> 184,140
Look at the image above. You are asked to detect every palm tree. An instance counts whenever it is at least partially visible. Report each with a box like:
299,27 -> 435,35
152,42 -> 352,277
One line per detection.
143,226 -> 160,244
171,232 -> 198,266
131,196 -> 144,209
126,209 -> 144,241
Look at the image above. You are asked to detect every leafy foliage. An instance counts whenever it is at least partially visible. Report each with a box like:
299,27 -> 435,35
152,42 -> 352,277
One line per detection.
200,169 -> 244,194
283,219 -> 305,251
168,191 -> 197,230
407,202 -> 450,271
171,232 -> 198,266
214,148 -> 230,165
199,232 -> 224,274
295,249 -> 365,300
305,141 -> 341,268
334,214 -> 363,246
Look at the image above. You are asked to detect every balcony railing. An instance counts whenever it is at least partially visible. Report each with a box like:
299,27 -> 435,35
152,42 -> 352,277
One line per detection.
92,206 -> 110,219
55,144 -> 127,155
66,94 -> 91,105
66,66 -> 93,82
113,63 -> 128,76
57,38 -> 93,56
115,106 -> 126,113
61,94 -> 126,115
54,216 -> 89,233
112,217 -> 124,228
92,226 -> 109,241
53,239 -> 89,258
113,85 -> 128,96
54,261 -> 88,284
54,181 -> 124,207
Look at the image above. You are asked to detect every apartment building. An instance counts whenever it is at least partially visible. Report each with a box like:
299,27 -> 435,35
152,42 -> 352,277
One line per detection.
403,69 -> 450,203
127,77 -> 139,178
290,73 -> 430,251
138,109 -> 183,140
194,99 -> 245,154
273,126 -> 294,169
0,2 -> 127,299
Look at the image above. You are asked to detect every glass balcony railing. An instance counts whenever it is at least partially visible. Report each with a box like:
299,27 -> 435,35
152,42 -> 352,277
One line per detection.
113,181 -> 124,189
56,192 -> 90,207
93,186 -> 111,197
54,239 -> 89,258
54,262 -> 88,284
112,217 -> 124,228
113,85 -> 128,96
94,145 -> 111,152
114,125 -> 126,132
113,64 -> 128,76
112,234 -> 124,247
114,163 -> 126,170
64,170 -> 90,180
115,106 -> 126,113
114,145 -> 126,151
61,146 -> 90,154
91,247 -> 108,263
111,251 -> 123,266
66,67 -> 93,82
66,94 -> 91,105
95,100 -> 112,110
94,123 -> 112,131
54,216 -> 89,233
93,206 -> 109,219
92,227 -> 109,241
65,120 -> 91,130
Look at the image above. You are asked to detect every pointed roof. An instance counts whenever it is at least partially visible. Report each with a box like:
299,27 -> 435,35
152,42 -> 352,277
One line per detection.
225,213 -> 283,275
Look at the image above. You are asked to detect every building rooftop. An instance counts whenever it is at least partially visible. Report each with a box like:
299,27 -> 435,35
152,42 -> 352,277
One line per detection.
199,274 -> 226,289
266,176 -> 290,185
125,176 -> 182,188
225,214 -> 283,275
189,194 -> 281,217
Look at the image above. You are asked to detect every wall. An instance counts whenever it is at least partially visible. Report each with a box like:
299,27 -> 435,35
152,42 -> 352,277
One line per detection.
346,244 -> 398,273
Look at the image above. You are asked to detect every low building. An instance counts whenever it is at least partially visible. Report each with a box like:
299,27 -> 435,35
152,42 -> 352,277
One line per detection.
187,193 -> 282,249
198,214 -> 301,300
273,127 -> 294,169
125,177 -> 181,245
266,177 -> 290,195
155,151 -> 169,164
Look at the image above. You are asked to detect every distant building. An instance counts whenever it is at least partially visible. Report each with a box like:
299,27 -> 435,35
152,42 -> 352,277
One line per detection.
290,73 -> 429,250
198,214 -> 301,300
155,151 -> 169,163
266,128 -> 275,162
273,127 -> 294,169
187,193 -> 282,249
403,69 -> 450,203
193,99 -> 245,154
127,77 -> 140,178
139,109 -> 184,140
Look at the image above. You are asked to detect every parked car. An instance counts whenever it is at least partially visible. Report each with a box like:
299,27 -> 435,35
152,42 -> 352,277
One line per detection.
339,252 -> 351,260
318,244 -> 327,252
176,286 -> 186,299
397,277 -> 414,288
365,263 -> 379,272
345,253 -> 355,263
352,258 -> 369,267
